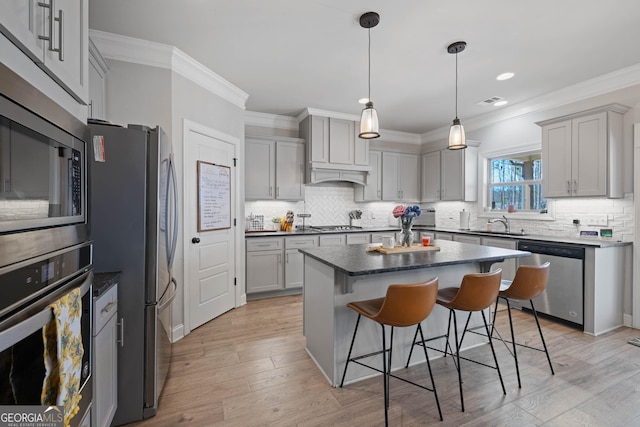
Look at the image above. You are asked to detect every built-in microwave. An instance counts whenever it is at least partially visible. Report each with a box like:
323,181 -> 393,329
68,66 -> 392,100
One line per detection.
0,94 -> 85,234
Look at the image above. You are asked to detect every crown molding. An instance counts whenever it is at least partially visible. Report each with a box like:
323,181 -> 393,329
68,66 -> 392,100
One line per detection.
245,111 -> 299,130
88,30 -> 249,109
421,62 -> 640,144
297,107 -> 361,123
88,37 -> 109,77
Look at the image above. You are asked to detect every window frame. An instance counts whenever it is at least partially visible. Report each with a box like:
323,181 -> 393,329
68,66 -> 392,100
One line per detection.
477,144 -> 555,221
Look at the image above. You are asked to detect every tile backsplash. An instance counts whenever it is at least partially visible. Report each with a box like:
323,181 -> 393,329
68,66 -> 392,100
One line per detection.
245,184 -> 634,241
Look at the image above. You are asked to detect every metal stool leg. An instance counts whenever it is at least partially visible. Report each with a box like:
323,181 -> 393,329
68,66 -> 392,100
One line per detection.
405,326 -> 420,368
482,310 -> 506,395
530,300 -> 554,375
451,310 -> 464,412
340,314 -> 361,387
381,324 -> 389,427
491,297 -> 500,336
417,324 -> 443,421
505,298 -> 521,388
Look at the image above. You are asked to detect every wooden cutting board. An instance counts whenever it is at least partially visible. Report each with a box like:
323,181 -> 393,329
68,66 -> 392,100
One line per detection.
368,244 -> 441,254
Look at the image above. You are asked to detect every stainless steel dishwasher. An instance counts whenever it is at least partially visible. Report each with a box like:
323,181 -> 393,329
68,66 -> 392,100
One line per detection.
516,241 -> 585,328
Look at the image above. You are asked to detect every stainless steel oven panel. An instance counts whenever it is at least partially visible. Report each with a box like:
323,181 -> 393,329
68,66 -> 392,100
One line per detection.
0,270 -> 92,351
0,269 -> 93,427
0,223 -> 88,269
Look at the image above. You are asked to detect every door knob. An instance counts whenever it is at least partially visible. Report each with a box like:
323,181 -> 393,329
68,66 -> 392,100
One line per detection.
192,237 -> 200,244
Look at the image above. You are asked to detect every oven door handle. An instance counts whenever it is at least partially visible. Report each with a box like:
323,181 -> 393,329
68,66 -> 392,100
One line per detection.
0,270 -> 92,353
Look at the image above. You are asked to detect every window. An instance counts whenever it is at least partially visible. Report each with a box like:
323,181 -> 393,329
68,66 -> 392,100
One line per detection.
488,152 -> 547,213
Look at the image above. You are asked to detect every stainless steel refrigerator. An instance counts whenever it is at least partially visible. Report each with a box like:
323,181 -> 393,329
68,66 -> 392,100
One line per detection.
88,123 -> 179,426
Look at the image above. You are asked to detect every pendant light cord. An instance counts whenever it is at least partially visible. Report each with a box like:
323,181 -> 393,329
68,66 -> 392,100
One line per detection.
368,27 -> 372,102
455,51 -> 458,119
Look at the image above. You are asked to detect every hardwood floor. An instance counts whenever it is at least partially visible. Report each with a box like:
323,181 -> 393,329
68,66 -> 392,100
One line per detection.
126,295 -> 640,426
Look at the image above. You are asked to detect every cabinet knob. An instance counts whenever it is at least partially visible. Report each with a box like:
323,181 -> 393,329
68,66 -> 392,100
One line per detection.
192,237 -> 201,244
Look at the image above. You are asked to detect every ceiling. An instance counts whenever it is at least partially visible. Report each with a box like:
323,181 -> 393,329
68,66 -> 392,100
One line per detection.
88,0 -> 640,135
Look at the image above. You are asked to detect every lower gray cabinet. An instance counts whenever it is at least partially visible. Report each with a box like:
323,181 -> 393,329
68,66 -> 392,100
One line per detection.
93,283 -> 118,427
247,236 -> 318,294
246,238 -> 284,293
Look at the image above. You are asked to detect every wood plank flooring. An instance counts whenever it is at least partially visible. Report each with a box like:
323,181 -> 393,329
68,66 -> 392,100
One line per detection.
126,295 -> 640,426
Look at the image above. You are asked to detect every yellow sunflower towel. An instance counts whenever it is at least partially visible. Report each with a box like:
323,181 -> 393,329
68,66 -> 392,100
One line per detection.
42,288 -> 84,427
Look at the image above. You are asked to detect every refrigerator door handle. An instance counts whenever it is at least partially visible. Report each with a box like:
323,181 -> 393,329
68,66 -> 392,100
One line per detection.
169,154 -> 179,272
158,277 -> 177,311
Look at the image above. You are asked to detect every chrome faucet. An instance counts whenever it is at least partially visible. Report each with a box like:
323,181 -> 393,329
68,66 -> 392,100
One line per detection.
489,215 -> 510,233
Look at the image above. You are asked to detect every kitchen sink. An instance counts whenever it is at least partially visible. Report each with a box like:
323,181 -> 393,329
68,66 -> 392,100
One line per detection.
470,230 -> 528,237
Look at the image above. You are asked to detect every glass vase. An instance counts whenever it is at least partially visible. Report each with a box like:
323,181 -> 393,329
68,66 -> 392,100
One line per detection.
399,217 -> 414,247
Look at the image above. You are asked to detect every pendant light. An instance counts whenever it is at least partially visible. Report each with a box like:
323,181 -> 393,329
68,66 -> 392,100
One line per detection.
359,12 -> 380,139
447,41 -> 467,150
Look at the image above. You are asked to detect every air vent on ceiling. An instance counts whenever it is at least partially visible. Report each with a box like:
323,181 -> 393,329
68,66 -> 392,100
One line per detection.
476,96 -> 504,106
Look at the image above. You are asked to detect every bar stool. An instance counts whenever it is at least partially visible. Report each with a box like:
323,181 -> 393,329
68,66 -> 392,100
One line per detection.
491,262 -> 554,388
340,277 -> 442,426
408,269 -> 505,412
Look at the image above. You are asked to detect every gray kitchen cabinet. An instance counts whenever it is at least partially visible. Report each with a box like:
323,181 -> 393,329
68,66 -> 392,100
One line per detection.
245,136 -> 304,201
346,233 -> 370,245
299,113 -> 371,185
434,232 -> 453,241
371,232 -> 395,243
421,146 -> 478,202
0,0 -> 89,102
246,238 -> 284,293
453,234 -> 482,245
93,283 -> 118,427
247,236 -> 317,294
539,104 -> 627,198
382,152 -> 419,202
481,237 -> 517,281
285,236 -> 318,289
285,249 -> 304,289
319,234 -> 346,247
354,150 -> 382,202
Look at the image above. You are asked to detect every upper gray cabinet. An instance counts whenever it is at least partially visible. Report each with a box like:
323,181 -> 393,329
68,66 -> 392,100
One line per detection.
421,146 -> 478,202
381,152 -> 419,202
0,0 -> 89,103
245,136 -> 305,201
299,113 -> 371,185
538,104 -> 628,198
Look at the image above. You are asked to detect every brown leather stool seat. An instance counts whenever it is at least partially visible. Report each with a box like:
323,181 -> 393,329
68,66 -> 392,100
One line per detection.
340,277 -> 442,426
492,262 -> 554,388
407,269 -> 505,412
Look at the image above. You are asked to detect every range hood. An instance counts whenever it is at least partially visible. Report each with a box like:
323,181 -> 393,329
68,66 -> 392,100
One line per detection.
308,166 -> 370,186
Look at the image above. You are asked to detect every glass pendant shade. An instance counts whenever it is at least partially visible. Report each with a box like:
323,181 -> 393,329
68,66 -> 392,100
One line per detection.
359,102 -> 380,139
448,118 -> 466,150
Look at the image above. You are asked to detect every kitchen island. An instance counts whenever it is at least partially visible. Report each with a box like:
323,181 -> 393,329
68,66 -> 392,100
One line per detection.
300,239 -> 530,386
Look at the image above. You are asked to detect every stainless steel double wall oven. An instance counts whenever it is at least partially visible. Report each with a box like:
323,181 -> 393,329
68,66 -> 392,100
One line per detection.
0,64 -> 92,427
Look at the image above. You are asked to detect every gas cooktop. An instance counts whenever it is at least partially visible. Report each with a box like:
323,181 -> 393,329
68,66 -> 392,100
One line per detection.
308,225 -> 363,232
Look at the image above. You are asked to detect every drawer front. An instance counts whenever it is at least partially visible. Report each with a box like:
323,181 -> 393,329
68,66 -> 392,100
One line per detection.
285,236 -> 319,249
94,284 -> 118,334
319,234 -> 346,247
247,238 -> 284,251
346,233 -> 370,245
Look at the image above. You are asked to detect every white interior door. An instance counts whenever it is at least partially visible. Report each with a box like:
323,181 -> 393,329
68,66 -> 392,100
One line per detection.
184,120 -> 237,331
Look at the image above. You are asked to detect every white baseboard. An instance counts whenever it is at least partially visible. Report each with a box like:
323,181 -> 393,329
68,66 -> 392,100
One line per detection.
172,324 -> 185,343
624,313 -> 633,328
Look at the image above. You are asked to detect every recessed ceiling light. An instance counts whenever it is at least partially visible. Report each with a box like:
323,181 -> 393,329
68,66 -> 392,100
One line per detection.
358,98 -> 369,105
493,100 -> 508,107
496,72 -> 514,81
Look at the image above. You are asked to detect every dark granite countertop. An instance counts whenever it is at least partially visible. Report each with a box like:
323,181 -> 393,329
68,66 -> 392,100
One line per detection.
245,225 -> 630,248
93,271 -> 121,298
299,239 -> 530,277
